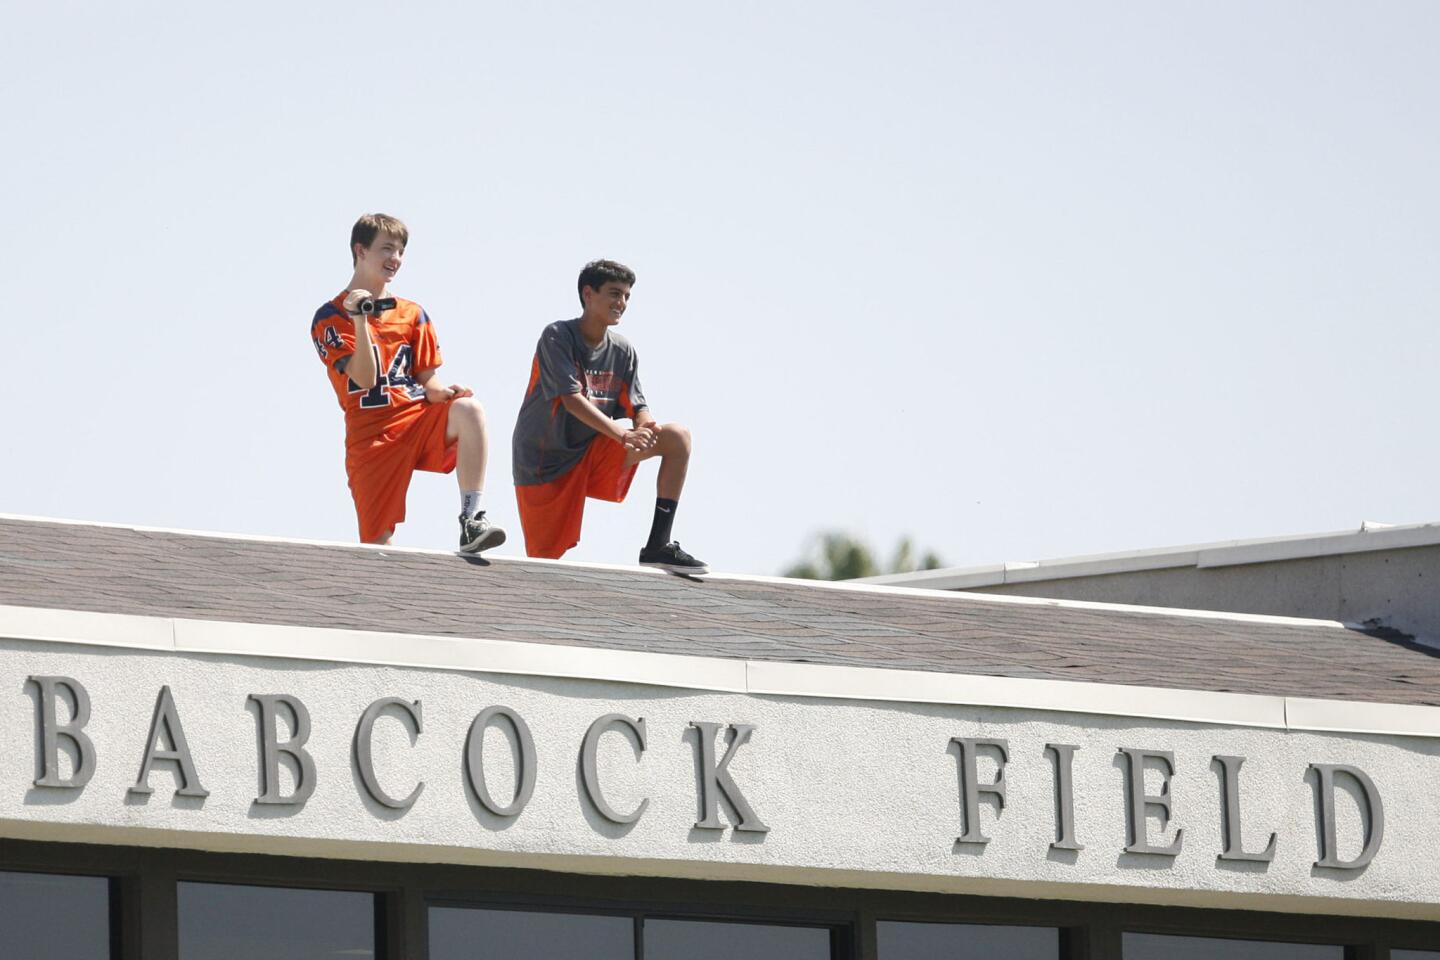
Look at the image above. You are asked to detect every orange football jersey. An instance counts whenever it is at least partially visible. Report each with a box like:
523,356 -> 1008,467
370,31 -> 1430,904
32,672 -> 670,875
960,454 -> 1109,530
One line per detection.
310,293 -> 443,447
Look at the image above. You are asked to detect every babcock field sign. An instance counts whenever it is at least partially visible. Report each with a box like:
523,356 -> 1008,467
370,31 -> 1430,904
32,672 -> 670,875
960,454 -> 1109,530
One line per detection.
22,675 -> 1389,872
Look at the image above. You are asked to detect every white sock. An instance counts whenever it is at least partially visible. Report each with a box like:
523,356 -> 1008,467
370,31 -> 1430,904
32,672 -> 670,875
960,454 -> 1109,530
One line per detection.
461,490 -> 484,519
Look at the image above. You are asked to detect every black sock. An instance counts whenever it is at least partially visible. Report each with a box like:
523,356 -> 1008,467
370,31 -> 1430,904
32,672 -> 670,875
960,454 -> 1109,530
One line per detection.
646,498 -> 679,551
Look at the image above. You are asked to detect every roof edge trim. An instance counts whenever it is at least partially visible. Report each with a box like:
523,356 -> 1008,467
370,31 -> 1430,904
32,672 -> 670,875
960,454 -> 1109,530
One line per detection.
4,604 -> 1435,738
861,521 -> 1440,589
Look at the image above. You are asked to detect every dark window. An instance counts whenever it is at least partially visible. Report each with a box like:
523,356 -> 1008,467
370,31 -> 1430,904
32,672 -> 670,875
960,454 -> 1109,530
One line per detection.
1123,933 -> 1344,960
1394,953 -> 1440,960
0,870 -> 113,960
878,920 -> 1059,959
428,906 -> 633,960
644,918 -> 832,960
177,881 -> 377,960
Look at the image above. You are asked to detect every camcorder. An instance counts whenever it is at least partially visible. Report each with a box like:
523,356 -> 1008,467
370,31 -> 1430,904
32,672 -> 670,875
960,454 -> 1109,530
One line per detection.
355,296 -> 397,316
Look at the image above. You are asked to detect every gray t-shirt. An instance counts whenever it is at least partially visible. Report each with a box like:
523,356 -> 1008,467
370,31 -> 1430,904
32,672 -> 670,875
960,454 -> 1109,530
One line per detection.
512,318 -> 648,486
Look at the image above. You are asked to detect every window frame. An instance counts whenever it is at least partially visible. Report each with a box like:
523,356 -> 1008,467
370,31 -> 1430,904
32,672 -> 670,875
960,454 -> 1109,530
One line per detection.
173,877 -> 385,960
3,839 -> 1438,960
423,890 -> 855,960
0,866 -> 121,960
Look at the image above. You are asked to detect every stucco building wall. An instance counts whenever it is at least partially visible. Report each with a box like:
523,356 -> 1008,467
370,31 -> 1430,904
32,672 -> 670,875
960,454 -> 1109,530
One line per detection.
2,635 -> 1433,920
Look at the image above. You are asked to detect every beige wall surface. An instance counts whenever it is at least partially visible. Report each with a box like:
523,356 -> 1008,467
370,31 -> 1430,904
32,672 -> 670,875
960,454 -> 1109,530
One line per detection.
3,633 -> 1439,920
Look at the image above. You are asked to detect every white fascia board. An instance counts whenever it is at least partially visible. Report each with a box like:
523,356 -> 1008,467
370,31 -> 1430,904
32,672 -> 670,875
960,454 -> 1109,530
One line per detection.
1008,552 -> 1200,582
863,563 -> 1010,589
861,550 -> 1204,589
1,605 -> 746,693
8,603 -> 1440,737
174,618 -> 751,692
0,605 -> 175,650
1284,697 -> 1440,738
858,566 -> 1002,588
863,521 -> 1440,588
1197,524 -> 1440,568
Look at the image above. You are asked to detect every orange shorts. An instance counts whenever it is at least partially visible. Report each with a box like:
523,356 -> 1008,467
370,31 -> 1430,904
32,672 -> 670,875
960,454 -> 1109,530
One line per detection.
515,436 -> 639,559
346,400 -> 457,543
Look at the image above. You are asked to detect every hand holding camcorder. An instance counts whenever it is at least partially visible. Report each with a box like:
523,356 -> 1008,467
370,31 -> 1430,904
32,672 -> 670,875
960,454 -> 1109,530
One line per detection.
354,296 -> 396,316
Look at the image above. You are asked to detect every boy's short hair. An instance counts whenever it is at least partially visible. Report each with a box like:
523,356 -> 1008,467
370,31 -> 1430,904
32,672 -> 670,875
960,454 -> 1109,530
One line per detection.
351,213 -> 409,264
577,259 -> 636,306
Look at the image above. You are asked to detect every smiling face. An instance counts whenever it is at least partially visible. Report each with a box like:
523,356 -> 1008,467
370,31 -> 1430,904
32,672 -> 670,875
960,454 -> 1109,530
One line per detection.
353,231 -> 405,288
581,281 -> 631,327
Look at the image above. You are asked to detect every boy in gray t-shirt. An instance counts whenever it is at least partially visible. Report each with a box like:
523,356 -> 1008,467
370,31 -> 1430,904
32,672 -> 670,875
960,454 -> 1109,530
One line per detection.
511,260 -> 707,574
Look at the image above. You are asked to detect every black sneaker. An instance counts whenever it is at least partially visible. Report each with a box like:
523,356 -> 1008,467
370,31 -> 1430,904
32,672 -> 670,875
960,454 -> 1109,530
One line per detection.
639,541 -> 709,575
459,512 -> 506,554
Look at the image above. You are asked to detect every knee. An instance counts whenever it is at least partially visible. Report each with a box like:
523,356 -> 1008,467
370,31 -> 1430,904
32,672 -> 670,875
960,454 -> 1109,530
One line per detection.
452,395 -> 487,427
660,422 -> 691,454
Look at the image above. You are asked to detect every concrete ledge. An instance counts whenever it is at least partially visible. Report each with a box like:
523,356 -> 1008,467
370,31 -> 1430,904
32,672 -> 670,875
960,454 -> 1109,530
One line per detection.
171,615 -> 751,693
1285,697 -> 1440,738
1198,525 -> 1440,568
1011,553 -> 1198,582
2,820 -> 1434,921
0,605 -> 174,650
864,522 -> 1440,588
5,603 -> 1438,739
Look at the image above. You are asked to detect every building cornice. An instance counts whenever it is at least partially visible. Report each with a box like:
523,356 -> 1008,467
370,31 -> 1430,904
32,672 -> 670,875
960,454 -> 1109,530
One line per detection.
5,603 -> 1438,739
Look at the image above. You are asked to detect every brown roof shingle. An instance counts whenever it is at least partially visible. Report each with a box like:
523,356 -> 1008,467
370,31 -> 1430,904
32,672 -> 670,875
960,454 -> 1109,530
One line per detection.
3,517 -> 1439,706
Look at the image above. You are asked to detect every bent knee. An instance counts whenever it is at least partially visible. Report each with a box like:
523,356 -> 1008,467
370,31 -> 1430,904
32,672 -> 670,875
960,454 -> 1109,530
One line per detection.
450,396 -> 487,423
660,422 -> 692,453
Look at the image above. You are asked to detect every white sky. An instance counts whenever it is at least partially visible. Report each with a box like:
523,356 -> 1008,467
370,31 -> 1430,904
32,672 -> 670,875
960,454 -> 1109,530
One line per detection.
5,2 -> 1437,576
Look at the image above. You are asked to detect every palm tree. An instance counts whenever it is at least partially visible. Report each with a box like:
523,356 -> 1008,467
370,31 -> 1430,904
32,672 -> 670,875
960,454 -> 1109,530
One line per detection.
782,532 -> 942,581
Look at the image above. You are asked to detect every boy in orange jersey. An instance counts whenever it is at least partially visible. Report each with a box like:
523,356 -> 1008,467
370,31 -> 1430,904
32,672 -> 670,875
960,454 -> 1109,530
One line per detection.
511,259 -> 706,574
310,213 -> 506,552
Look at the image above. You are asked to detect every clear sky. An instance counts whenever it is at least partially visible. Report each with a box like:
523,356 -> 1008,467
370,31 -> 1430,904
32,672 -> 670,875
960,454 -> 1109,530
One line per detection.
5,2 -> 1437,576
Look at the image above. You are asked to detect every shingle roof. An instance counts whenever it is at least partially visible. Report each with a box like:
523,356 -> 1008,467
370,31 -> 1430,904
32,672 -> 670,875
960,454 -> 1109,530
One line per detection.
3,517 -> 1439,706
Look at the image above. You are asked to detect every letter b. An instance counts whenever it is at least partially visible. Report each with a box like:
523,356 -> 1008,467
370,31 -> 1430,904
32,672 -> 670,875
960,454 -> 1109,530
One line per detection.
29,676 -> 96,789
250,694 -> 317,806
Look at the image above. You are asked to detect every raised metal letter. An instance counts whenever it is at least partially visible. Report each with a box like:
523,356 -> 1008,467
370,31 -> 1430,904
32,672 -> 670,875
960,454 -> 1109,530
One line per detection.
250,694 -> 317,806
29,675 -> 96,789
1119,747 -> 1182,855
1214,755 -> 1276,862
581,713 -> 649,824
690,721 -> 769,833
1045,743 -> 1083,851
354,697 -> 424,811
1310,763 -> 1384,870
951,737 -> 1008,844
465,706 -> 537,818
131,686 -> 209,798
